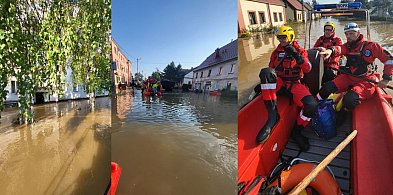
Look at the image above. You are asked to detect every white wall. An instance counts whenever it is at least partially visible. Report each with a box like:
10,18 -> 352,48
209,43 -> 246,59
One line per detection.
240,0 -> 285,31
193,59 -> 238,91
183,71 -> 193,85
269,5 -> 286,26
49,66 -> 109,102
5,76 -> 18,102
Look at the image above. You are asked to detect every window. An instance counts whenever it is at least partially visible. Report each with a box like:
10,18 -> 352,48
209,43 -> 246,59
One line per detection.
279,13 -> 283,22
200,72 -> 203,78
229,64 -> 235,74
259,12 -> 266,24
273,12 -> 278,22
218,67 -> 223,75
248,12 -> 257,25
73,83 -> 78,92
208,69 -> 212,77
195,73 -> 198,78
11,81 -> 16,93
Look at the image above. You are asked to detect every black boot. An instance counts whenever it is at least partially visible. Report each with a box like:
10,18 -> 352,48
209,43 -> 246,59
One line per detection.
292,124 -> 310,151
335,109 -> 349,128
256,100 -> 280,144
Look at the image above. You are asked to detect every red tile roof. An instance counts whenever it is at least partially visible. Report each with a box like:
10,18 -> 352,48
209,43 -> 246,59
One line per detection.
304,2 -> 313,11
286,0 -> 303,10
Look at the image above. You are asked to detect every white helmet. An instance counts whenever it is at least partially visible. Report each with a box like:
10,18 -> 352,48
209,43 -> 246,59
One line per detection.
344,23 -> 360,32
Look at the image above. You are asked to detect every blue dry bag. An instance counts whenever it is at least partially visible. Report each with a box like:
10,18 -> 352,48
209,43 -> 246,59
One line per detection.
311,99 -> 336,140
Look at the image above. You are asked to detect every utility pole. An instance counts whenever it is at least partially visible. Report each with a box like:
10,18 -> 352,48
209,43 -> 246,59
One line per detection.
302,0 -> 305,23
136,58 -> 141,81
136,58 -> 141,74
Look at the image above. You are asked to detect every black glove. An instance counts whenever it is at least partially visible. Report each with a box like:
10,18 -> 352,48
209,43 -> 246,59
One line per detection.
284,45 -> 304,64
254,84 -> 261,94
284,45 -> 297,56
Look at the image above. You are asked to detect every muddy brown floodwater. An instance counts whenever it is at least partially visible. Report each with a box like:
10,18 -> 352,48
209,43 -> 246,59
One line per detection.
0,97 -> 111,194
111,89 -> 237,195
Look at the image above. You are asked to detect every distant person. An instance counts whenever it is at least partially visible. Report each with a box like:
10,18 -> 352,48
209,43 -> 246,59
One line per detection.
142,80 -> 147,94
152,82 -> 158,95
318,22 -> 393,124
313,21 -> 343,83
256,25 -> 317,151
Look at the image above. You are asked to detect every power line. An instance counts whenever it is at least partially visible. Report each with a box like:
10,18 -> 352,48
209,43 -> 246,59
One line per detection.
112,38 -> 138,61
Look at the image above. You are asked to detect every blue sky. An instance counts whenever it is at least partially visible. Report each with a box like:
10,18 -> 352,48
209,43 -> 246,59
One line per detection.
112,0 -> 237,78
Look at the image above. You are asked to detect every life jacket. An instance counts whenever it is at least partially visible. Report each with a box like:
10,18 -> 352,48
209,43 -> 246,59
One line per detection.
345,35 -> 375,76
273,42 -> 304,81
316,33 -> 342,69
317,33 -> 340,48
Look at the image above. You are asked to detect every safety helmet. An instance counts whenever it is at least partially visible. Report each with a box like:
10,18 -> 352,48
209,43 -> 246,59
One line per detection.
276,26 -> 295,44
324,21 -> 335,31
344,22 -> 360,32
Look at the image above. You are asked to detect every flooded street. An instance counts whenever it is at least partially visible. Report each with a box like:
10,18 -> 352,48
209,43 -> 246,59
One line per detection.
239,18 -> 393,106
0,98 -> 111,194
111,89 -> 237,195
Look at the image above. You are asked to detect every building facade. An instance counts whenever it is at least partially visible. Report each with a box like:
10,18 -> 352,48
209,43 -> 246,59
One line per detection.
4,76 -> 18,103
182,70 -> 194,86
192,40 -> 238,92
238,0 -> 286,33
111,39 -> 132,90
285,0 -> 303,22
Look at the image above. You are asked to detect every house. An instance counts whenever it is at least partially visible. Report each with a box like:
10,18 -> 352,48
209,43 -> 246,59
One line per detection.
182,69 -> 194,86
284,0 -> 304,22
192,39 -> 238,92
182,69 -> 194,91
238,0 -> 286,33
111,38 -> 132,91
4,76 -> 18,105
5,63 -> 110,105
48,65 -> 109,102
303,1 -> 315,21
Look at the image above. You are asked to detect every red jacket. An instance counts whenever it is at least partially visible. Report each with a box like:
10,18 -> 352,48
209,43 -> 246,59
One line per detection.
269,41 -> 311,81
314,33 -> 343,69
330,34 -> 393,79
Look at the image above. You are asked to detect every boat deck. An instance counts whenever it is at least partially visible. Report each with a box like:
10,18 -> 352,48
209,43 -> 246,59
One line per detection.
282,116 -> 352,194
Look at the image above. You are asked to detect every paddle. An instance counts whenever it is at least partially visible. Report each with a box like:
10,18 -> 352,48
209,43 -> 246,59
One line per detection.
330,67 -> 393,90
287,130 -> 358,195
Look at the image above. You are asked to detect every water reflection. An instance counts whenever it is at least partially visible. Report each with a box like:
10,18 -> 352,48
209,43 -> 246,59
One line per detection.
0,98 -> 111,194
111,89 -> 237,195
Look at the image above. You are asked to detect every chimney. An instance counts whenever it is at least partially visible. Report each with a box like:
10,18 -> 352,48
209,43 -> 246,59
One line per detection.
215,48 -> 220,59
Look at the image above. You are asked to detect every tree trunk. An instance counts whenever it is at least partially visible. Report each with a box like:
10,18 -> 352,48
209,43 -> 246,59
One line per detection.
89,92 -> 95,111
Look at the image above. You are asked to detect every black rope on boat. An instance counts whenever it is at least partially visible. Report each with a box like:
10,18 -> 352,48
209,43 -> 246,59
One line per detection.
243,176 -> 262,195
238,182 -> 246,194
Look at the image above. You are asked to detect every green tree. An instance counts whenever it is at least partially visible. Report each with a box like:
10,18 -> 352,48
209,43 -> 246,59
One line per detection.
162,61 -> 184,83
0,0 -> 111,123
151,69 -> 161,80
134,72 -> 143,81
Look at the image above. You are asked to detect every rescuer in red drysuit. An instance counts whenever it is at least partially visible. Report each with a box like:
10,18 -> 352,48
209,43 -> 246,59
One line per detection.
256,26 -> 317,151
